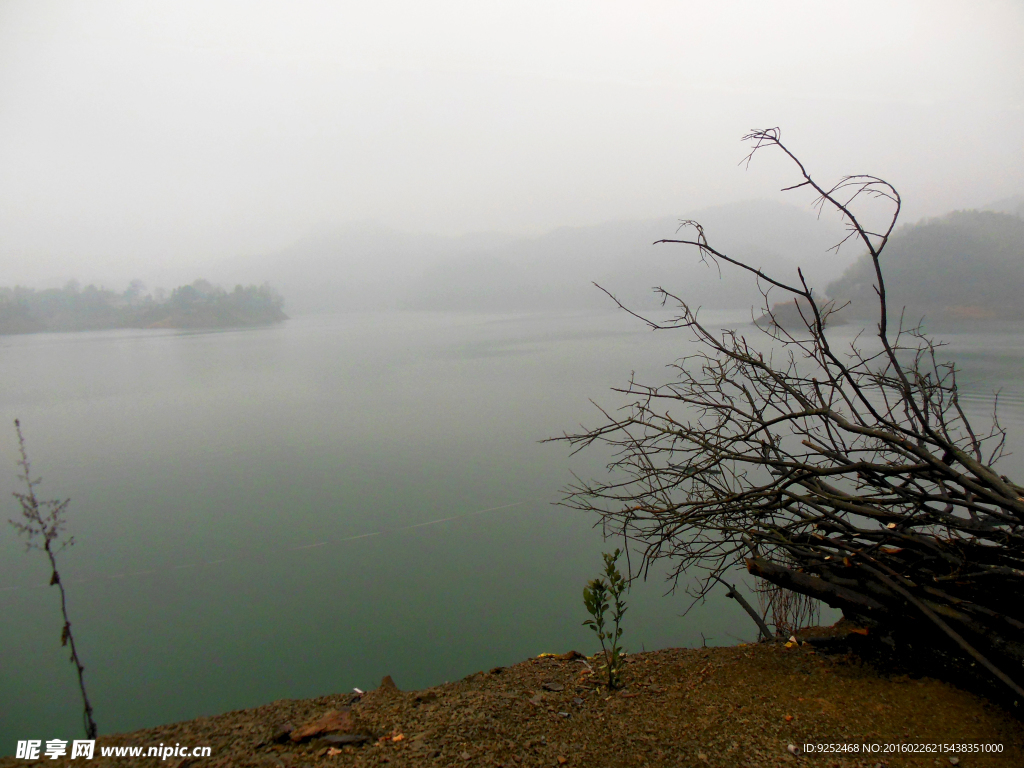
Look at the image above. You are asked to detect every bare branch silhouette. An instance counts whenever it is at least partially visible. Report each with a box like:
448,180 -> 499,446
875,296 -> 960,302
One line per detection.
9,420 -> 98,738
550,129 -> 1024,705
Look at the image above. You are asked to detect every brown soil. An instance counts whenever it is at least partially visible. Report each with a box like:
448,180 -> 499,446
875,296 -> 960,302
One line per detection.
6,635 -> 1022,768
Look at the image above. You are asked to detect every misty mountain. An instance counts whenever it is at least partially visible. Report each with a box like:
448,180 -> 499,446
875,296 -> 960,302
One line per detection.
984,194 -> 1024,219
235,200 -> 851,315
402,200 -> 852,312
826,210 -> 1024,323
211,222 -> 518,313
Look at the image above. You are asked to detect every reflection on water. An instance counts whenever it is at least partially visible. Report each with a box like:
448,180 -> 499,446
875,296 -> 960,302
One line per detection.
1,311 -> 1022,750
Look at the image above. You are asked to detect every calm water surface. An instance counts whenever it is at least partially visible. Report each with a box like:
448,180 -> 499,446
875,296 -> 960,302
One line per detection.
2,311 -> 1022,751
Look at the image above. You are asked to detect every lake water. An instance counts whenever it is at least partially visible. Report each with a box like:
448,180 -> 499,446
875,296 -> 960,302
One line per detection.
2,310 -> 1022,751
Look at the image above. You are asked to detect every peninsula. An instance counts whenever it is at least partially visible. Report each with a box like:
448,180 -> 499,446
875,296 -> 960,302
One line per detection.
0,279 -> 287,335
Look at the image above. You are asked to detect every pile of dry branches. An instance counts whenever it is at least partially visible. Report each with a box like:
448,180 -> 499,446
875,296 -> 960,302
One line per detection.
556,129 -> 1024,705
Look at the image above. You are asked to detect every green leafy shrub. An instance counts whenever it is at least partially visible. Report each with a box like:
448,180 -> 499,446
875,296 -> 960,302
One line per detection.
582,549 -> 628,689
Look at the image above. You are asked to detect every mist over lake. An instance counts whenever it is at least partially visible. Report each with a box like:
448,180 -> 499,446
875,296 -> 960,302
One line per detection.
2,309 -> 1023,749
1,1 -> 1022,755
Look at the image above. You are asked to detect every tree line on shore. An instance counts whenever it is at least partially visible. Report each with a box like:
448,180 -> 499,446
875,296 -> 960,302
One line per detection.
0,279 -> 287,335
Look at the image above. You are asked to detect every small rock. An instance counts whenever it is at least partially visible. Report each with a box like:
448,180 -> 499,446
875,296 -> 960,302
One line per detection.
291,709 -> 356,742
461,750 -> 473,761
572,697 -> 584,706
542,682 -> 565,692
490,666 -> 505,674
271,724 -> 294,744
948,758 -> 960,766
379,675 -> 399,691
556,650 -> 584,660
320,734 -> 373,746
557,757 -> 568,765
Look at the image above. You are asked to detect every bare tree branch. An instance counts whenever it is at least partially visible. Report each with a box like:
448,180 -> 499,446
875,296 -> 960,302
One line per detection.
549,129 -> 1024,706
9,420 -> 98,738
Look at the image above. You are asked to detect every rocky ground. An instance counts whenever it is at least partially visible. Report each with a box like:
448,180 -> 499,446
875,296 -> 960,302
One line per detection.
5,624 -> 1022,768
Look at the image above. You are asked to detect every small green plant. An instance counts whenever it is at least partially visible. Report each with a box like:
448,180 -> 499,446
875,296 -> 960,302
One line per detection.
582,548 -> 628,689
9,420 -> 97,739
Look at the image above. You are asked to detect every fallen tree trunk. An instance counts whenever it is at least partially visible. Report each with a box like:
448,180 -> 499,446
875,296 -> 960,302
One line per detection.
748,552 -> 1024,705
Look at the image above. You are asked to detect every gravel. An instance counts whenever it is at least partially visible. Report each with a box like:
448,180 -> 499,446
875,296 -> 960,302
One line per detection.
5,639 -> 1022,767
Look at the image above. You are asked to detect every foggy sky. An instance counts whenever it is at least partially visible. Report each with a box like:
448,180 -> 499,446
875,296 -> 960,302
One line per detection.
0,0 -> 1021,288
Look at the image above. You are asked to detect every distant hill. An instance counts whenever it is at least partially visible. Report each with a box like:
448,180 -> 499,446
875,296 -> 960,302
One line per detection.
231,200 -> 851,314
983,194 -> 1024,219
225,200 -> 1024,323
825,211 -> 1024,323
401,200 -> 851,312
210,222 -> 516,314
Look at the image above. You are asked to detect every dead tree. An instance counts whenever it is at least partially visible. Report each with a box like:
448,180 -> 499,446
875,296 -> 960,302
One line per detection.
554,128 -> 1024,705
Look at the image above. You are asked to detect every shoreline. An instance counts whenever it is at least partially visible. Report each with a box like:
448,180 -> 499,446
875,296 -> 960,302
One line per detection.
5,635 -> 1023,767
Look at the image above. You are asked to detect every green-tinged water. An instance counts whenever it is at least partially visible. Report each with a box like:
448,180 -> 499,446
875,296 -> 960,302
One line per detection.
1,311 -> 1022,753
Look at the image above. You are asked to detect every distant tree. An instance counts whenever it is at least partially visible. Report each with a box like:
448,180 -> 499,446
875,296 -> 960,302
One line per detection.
0,279 -> 285,334
189,278 -> 224,298
123,279 -> 147,306
554,128 -> 1024,705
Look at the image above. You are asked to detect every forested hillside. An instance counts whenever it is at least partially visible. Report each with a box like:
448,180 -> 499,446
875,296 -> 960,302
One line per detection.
0,279 -> 287,335
825,210 -> 1024,322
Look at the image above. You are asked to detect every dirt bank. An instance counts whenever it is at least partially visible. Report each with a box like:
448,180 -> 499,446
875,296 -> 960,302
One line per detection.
5,637 -> 1022,768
